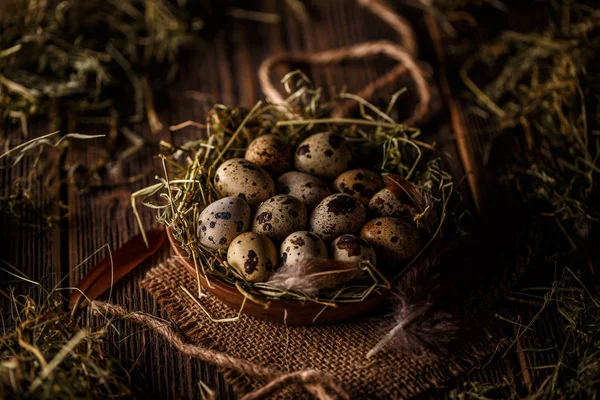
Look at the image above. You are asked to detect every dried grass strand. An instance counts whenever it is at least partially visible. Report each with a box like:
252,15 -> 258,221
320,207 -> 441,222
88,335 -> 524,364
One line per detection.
28,329 -> 89,393
240,370 -> 350,400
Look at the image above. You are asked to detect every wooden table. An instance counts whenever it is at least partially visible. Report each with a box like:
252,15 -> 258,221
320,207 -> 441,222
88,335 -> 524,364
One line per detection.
1,1 -> 559,398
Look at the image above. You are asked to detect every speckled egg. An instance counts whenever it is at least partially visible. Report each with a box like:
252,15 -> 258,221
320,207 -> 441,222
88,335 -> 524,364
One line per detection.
294,132 -> 352,179
227,232 -> 277,282
330,234 -> 377,266
360,217 -> 421,266
310,194 -> 366,241
280,231 -> 328,268
276,171 -> 331,209
252,195 -> 307,242
198,197 -> 251,250
368,188 -> 414,218
214,158 -> 275,207
333,169 -> 383,206
244,134 -> 292,176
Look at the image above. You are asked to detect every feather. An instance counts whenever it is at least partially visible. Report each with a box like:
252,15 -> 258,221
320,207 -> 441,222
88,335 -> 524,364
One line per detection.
69,229 -> 165,311
267,257 -> 362,297
368,173 -> 459,358
367,195 -> 541,359
368,285 -> 458,359
367,253 -> 459,359
367,225 -> 519,359
366,302 -> 457,359
383,174 -> 438,235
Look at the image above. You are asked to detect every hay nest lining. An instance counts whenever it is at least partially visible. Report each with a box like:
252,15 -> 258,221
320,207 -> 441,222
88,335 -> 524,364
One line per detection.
134,76 -> 456,306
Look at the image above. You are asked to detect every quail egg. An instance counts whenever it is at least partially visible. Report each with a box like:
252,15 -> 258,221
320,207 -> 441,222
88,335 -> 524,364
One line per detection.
333,169 -> 383,206
214,158 -> 275,207
252,195 -> 307,242
310,194 -> 366,241
227,232 -> 278,282
280,231 -> 328,268
368,188 -> 414,218
244,134 -> 292,176
330,234 -> 376,266
294,132 -> 352,179
198,197 -> 251,250
276,171 -> 331,209
360,217 -> 420,266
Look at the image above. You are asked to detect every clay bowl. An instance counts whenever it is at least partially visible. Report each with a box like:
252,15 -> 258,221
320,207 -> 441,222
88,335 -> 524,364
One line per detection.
167,228 -> 389,325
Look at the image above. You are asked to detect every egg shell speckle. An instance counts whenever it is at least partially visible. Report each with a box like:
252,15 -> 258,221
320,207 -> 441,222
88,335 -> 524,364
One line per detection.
276,171 -> 331,209
333,169 -> 383,206
280,231 -> 328,268
214,158 -> 275,207
360,217 -> 420,266
198,197 -> 251,250
330,234 -> 376,266
227,232 -> 278,282
368,188 -> 414,218
310,194 -> 366,241
244,134 -> 291,176
294,132 -> 352,179
252,195 -> 307,242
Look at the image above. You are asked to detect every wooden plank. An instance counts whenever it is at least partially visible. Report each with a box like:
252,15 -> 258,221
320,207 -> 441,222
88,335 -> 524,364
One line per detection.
65,137 -> 237,398
62,23 -> 249,396
0,121 -> 63,303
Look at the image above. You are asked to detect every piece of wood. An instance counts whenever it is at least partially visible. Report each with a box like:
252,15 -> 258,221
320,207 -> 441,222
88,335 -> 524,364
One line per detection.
167,227 -> 389,325
425,12 -> 482,215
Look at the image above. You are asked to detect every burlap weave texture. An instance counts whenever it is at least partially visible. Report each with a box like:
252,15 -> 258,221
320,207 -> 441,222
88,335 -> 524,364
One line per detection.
141,258 -> 500,399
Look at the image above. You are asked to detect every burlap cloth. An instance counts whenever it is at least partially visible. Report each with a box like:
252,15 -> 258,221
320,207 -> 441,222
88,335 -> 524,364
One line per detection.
140,258 -> 505,399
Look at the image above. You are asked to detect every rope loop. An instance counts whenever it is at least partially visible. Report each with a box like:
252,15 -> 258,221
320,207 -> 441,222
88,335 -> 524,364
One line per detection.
258,0 -> 432,125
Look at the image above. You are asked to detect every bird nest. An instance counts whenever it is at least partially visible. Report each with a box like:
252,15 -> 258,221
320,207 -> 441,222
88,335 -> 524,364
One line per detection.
133,77 -> 456,311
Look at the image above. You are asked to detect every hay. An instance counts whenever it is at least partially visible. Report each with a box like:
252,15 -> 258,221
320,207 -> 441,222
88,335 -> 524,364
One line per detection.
0,288 -> 131,399
133,74 -> 458,307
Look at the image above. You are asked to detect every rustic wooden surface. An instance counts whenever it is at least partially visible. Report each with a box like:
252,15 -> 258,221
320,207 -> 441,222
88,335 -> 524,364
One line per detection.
0,1 -> 561,399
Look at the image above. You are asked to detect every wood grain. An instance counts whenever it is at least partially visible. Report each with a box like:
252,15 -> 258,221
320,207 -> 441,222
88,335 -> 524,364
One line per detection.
0,1 -> 553,399
0,121 -> 63,296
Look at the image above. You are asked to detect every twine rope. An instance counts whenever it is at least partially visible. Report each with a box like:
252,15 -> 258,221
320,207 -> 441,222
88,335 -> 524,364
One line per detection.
258,41 -> 431,125
92,301 -> 349,400
258,0 -> 432,124
357,0 -> 417,56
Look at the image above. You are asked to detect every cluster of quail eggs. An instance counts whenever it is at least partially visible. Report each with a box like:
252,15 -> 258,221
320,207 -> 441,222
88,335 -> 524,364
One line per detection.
198,132 -> 422,284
